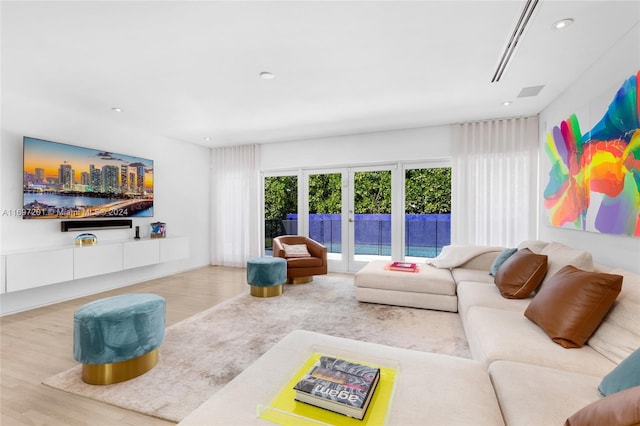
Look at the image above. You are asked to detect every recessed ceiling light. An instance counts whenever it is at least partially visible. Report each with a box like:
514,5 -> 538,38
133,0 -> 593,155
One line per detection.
259,71 -> 275,80
112,107 -> 122,112
502,101 -> 513,107
204,137 -> 211,142
552,18 -> 574,30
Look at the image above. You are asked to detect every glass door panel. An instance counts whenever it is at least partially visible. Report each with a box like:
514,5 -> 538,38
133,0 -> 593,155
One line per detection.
263,175 -> 298,255
404,166 -> 451,261
308,172 -> 343,260
352,169 -> 392,264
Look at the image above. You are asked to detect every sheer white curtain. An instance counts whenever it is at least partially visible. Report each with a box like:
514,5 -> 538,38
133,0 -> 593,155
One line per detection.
210,144 -> 262,267
451,117 -> 539,247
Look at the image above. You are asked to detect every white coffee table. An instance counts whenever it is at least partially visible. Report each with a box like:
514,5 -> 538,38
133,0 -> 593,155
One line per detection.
178,330 -> 504,425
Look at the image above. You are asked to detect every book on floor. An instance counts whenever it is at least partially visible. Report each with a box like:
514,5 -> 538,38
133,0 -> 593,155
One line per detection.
293,356 -> 380,420
389,261 -> 417,272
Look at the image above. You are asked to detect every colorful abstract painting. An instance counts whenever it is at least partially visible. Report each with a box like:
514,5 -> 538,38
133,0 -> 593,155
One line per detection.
544,70 -> 640,237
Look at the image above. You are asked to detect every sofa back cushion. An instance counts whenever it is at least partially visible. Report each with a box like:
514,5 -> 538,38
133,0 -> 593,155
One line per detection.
588,269 -> 640,364
517,239 -> 549,254
493,248 -> 547,299
539,242 -> 594,288
524,265 -> 623,348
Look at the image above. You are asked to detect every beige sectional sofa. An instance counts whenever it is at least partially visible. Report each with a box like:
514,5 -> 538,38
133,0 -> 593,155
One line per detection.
180,240 -> 638,425
355,240 -> 640,425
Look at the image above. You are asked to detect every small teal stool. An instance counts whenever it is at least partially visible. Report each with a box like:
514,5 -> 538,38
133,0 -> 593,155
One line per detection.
247,257 -> 287,297
73,293 -> 165,385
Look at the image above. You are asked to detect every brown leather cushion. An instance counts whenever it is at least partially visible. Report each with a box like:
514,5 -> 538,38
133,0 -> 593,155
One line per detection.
525,265 -> 623,348
564,386 -> 640,426
493,248 -> 548,299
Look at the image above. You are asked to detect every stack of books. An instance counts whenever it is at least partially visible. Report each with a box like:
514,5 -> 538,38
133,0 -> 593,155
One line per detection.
389,261 -> 418,272
293,356 -> 380,420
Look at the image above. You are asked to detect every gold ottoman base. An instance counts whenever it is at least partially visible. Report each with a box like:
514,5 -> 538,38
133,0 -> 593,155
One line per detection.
82,348 -> 159,385
250,284 -> 283,298
288,276 -> 313,284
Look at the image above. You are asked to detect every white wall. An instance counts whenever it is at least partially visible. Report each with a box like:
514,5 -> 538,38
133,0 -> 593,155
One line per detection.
0,93 -> 211,314
260,125 -> 451,170
539,24 -> 640,273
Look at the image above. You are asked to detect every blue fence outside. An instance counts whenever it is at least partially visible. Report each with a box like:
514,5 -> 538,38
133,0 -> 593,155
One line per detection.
272,213 -> 451,257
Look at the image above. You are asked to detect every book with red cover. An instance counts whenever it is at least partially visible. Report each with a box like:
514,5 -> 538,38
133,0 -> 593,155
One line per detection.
389,261 -> 417,272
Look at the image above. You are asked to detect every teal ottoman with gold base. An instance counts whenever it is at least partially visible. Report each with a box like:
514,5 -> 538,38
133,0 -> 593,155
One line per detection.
247,257 -> 287,297
73,293 -> 165,385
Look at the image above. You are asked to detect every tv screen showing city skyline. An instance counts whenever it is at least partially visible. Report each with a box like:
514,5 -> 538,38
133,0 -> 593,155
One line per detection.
23,136 -> 154,219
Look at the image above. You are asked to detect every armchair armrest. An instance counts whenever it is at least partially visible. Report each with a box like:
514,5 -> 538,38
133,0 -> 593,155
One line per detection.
305,239 -> 327,262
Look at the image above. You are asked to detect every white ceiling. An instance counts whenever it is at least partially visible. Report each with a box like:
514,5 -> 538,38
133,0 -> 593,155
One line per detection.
2,1 -> 639,148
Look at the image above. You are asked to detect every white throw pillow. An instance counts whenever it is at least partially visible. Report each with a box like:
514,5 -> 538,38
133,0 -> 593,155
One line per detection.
539,242 -> 594,287
282,243 -> 311,258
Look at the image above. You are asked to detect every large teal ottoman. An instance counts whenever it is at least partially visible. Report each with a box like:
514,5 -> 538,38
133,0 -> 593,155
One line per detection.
73,293 -> 165,385
247,257 -> 287,297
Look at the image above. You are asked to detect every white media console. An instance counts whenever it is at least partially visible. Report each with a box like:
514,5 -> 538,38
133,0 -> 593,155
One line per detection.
0,236 -> 189,294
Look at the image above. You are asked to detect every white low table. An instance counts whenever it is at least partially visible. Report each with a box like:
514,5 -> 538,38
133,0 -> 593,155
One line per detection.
178,330 -> 504,425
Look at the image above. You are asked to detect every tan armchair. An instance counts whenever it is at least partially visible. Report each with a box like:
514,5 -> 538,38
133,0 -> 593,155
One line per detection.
273,236 -> 328,284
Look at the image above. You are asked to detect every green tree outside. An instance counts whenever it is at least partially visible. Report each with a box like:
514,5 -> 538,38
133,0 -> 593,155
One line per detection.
264,167 -> 451,222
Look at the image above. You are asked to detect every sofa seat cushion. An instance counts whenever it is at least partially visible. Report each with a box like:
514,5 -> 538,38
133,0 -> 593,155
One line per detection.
464,306 -> 616,376
286,256 -> 323,268
451,268 -> 494,284
355,260 -> 455,296
588,268 -> 640,364
456,282 -> 529,323
489,361 -> 602,426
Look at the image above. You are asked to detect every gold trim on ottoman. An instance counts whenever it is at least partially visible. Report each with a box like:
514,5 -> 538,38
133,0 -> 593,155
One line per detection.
250,284 -> 283,298
288,276 -> 313,284
82,349 -> 159,385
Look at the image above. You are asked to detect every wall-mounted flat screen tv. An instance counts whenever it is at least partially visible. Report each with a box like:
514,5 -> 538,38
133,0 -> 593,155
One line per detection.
23,136 -> 154,219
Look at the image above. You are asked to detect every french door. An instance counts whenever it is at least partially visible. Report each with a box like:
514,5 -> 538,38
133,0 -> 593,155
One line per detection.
302,165 -> 398,273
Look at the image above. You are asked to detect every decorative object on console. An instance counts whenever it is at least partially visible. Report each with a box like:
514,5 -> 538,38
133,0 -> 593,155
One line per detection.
524,265 -> 623,348
493,248 -> 547,299
75,233 -> 97,246
293,355 -> 380,420
150,222 -> 166,238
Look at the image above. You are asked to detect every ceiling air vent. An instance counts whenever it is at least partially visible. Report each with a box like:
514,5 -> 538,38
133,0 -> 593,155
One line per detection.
491,0 -> 540,83
518,85 -> 545,97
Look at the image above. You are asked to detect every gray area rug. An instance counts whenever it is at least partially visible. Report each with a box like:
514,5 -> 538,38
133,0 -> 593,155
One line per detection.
43,274 -> 469,422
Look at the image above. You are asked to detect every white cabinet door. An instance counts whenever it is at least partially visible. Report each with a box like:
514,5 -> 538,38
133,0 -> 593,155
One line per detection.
6,248 -> 74,292
74,243 -> 123,279
1,255 -> 6,293
159,237 -> 189,262
123,239 -> 160,269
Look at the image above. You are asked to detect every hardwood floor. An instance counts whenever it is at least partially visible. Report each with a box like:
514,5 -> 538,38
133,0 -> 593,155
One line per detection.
1,266 -> 249,426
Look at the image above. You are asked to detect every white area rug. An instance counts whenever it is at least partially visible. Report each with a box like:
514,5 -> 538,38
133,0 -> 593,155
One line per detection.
43,275 -> 469,422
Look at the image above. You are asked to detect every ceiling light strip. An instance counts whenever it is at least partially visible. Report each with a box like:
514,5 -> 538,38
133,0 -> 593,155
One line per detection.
491,0 -> 540,83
